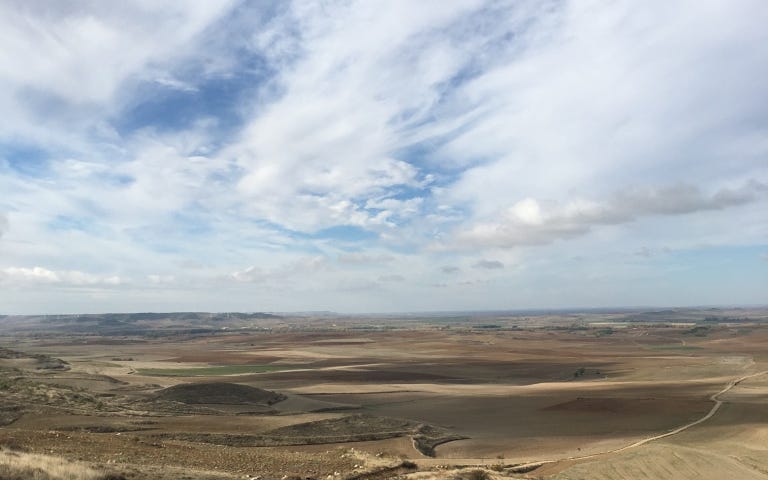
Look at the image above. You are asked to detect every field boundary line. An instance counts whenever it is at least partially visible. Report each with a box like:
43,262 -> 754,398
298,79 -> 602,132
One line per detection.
418,370 -> 768,471
512,370 -> 768,471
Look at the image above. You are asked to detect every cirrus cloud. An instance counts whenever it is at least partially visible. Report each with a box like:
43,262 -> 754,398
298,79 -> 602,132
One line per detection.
0,0 -> 766,313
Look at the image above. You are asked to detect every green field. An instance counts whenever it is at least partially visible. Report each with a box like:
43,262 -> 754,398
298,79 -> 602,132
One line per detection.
137,364 -> 302,377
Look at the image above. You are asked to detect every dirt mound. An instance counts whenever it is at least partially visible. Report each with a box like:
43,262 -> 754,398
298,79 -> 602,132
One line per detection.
155,382 -> 285,405
0,348 -> 70,371
267,413 -> 415,438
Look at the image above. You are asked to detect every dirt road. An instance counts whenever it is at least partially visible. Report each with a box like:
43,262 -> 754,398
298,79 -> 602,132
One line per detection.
416,370 -> 768,470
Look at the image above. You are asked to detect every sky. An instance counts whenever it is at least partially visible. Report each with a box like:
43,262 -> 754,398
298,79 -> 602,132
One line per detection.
0,0 -> 766,314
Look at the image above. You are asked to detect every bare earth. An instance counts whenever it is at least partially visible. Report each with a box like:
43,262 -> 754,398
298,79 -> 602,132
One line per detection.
0,308 -> 767,479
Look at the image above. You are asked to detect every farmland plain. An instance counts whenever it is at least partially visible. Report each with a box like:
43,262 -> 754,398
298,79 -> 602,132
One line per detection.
0,308 -> 766,479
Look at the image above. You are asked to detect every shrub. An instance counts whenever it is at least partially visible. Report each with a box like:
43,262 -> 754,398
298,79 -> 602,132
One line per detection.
452,469 -> 491,480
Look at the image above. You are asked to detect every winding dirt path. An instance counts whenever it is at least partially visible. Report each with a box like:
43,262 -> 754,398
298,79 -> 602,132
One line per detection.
416,370 -> 768,470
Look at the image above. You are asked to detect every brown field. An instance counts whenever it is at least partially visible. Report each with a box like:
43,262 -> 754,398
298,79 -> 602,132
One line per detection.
1,308 -> 767,479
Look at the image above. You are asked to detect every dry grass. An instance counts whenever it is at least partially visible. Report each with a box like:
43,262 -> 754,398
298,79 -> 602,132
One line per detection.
401,468 -> 503,480
0,448 -> 114,480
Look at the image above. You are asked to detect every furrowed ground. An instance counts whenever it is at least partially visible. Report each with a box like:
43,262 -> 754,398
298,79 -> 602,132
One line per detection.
1,308 -> 767,479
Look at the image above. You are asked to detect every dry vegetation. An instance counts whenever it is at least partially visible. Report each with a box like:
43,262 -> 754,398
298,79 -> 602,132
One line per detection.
1,307 -> 767,479
0,448 -> 119,480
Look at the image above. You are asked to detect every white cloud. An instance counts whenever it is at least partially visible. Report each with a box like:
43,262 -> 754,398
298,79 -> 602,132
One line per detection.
229,265 -> 264,283
222,0 -> 491,232
0,1 -> 233,103
147,274 -> 176,285
0,1 -> 235,146
364,197 -> 425,223
228,256 -> 330,284
0,266 -> 121,286
0,1 -> 766,313
336,278 -> 382,292
337,253 -> 395,265
454,182 -> 767,248
436,0 -> 768,220
378,274 -> 405,282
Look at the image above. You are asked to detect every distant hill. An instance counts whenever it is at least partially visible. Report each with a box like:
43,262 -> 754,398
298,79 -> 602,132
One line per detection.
0,311 -> 283,335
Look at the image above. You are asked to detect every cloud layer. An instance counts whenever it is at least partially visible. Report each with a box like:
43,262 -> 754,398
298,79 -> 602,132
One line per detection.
455,181 -> 767,248
0,0 -> 766,313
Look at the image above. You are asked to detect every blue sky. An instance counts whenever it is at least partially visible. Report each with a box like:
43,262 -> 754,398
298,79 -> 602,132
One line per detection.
0,0 -> 766,314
